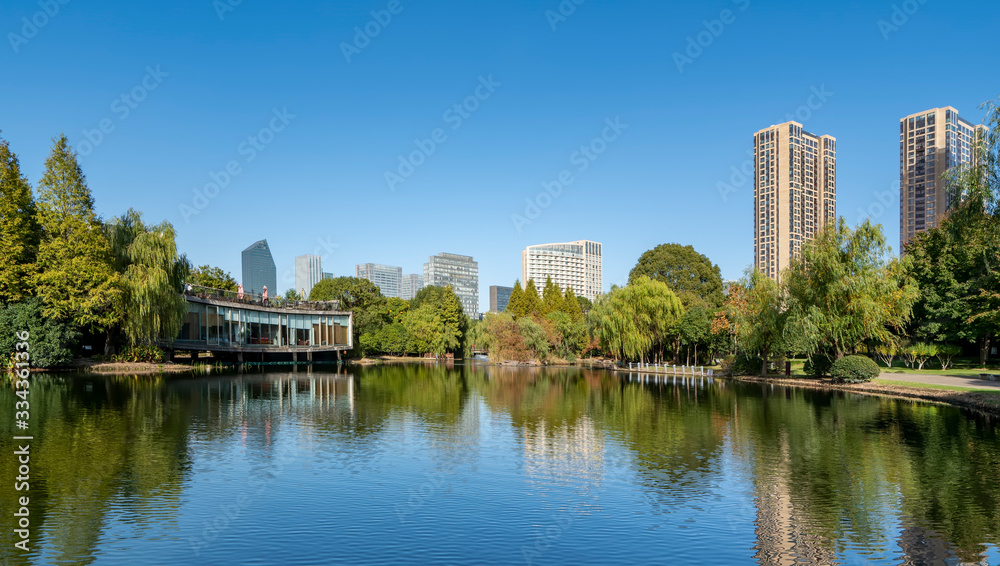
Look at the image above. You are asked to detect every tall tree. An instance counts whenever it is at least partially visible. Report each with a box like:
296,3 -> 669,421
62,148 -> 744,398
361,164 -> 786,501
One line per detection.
541,276 -> 564,314
310,276 -> 386,350
0,136 -> 40,303
629,243 -> 725,308
589,276 -> 684,364
505,280 -> 526,318
729,270 -> 787,376
404,285 -> 467,355
105,209 -> 188,346
522,279 -> 543,318
189,265 -> 238,291
34,135 -> 121,333
784,219 -> 917,360
562,287 -> 583,323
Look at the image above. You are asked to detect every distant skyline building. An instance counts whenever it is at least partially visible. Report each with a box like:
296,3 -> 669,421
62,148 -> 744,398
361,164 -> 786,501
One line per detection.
400,274 -> 424,301
323,272 -> 334,280
899,106 -> 988,250
490,285 -> 513,313
424,253 -> 479,318
753,121 -> 837,280
521,240 -> 603,301
241,239 -> 277,296
295,255 -> 323,299
356,263 -> 403,298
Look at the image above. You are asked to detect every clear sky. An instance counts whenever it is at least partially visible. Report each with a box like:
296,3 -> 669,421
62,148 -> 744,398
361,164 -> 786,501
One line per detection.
2,0 -> 997,313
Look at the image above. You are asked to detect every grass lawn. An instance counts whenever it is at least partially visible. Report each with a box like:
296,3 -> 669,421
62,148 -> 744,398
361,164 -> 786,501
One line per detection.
786,358 -> 999,379
873,378 -> 1000,394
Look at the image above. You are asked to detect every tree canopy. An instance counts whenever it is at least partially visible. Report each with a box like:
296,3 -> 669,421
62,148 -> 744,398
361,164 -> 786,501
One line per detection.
33,135 -> 121,331
190,265 -> 238,291
0,136 -> 40,303
629,243 -> 724,308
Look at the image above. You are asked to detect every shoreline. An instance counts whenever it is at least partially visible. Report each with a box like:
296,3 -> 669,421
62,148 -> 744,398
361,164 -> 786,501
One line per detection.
729,374 -> 1000,416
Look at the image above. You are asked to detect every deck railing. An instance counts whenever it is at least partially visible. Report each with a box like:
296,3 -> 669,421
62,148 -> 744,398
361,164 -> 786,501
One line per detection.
183,284 -> 343,312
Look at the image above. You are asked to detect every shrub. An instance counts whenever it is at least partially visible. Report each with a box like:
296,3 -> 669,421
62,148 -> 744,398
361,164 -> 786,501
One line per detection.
830,355 -> 880,383
112,345 -> 166,363
804,354 -> 834,377
0,299 -> 79,369
722,354 -> 763,376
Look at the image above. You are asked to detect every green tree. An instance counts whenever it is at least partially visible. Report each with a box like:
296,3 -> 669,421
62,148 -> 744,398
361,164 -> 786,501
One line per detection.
0,136 -> 40,303
562,287 -> 584,322
679,305 -> 713,365
541,277 -> 564,314
505,280 -> 526,318
629,243 -> 724,308
189,265 -> 238,291
310,276 -> 386,352
105,209 -> 188,347
284,289 -> 301,301
408,285 -> 468,355
730,270 -> 787,376
0,298 -> 79,368
34,135 -> 121,335
575,295 -> 593,316
588,276 -> 684,364
785,219 -> 917,360
522,279 -> 543,318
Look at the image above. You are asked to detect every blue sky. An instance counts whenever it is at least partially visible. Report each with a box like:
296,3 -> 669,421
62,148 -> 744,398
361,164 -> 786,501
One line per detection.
2,0 -> 997,313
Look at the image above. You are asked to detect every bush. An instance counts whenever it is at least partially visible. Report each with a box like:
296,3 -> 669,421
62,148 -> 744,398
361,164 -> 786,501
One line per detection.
804,354 -> 834,377
112,345 -> 166,363
722,354 -> 763,376
830,355 -> 880,383
0,299 -> 79,369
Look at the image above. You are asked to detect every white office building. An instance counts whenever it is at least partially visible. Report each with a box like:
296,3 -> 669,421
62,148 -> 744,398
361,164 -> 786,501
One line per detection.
522,240 -> 603,301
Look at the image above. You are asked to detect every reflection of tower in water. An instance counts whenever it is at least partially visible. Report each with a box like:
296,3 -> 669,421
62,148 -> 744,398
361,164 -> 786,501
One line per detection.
752,431 -> 837,566
521,417 -> 605,496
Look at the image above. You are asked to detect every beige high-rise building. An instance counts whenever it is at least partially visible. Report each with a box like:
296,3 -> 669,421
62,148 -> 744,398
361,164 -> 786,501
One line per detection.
521,240 -> 602,301
754,121 -> 837,280
899,107 -> 988,251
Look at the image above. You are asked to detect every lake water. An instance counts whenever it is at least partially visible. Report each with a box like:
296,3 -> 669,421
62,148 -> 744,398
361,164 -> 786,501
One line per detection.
2,364 -> 999,565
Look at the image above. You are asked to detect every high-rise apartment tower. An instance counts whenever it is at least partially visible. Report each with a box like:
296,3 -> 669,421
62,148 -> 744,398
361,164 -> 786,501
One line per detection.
753,122 -> 836,279
899,106 -> 988,250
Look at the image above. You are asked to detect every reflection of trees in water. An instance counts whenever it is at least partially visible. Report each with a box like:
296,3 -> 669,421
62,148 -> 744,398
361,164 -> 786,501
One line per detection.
0,375 -> 190,565
2,368 -> 999,565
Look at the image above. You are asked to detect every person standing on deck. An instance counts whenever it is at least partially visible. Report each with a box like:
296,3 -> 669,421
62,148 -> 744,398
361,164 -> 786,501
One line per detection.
262,285 -> 269,306
238,283 -> 244,301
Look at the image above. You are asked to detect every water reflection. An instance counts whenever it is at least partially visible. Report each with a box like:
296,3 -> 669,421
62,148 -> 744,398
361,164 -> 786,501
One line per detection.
0,366 -> 997,565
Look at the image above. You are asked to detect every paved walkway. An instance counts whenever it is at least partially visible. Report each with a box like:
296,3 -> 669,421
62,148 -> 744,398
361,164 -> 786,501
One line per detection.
878,371 -> 1000,391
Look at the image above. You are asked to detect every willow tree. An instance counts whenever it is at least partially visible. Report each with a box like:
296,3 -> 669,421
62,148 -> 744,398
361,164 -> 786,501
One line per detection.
589,276 -> 684,364
106,209 -> 188,347
785,219 -> 917,360
0,136 -> 40,303
34,135 -> 121,333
